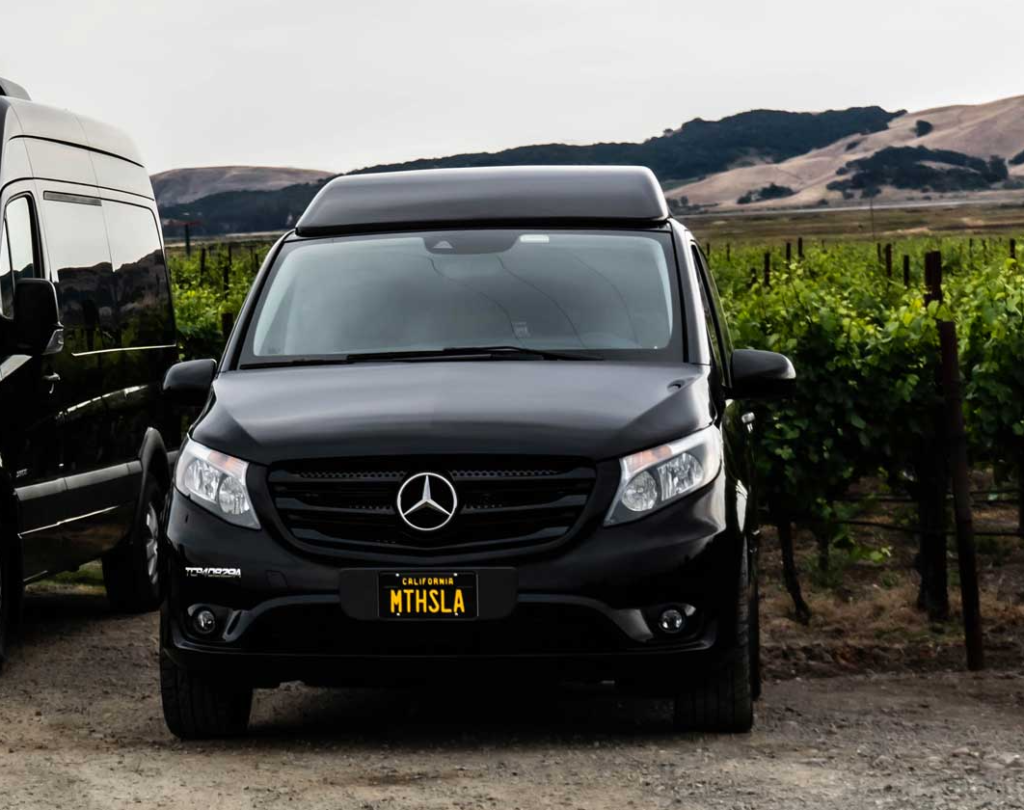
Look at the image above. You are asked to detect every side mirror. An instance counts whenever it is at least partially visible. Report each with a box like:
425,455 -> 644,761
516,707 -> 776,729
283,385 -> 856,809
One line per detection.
13,279 -> 64,356
730,348 -> 796,399
163,359 -> 217,406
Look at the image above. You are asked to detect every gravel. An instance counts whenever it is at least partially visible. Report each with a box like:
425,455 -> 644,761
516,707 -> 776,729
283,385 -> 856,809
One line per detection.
0,588 -> 1022,809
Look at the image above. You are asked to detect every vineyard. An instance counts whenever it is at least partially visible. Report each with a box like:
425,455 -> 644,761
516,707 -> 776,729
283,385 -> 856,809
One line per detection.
165,234 -> 1024,659
710,236 -> 1023,650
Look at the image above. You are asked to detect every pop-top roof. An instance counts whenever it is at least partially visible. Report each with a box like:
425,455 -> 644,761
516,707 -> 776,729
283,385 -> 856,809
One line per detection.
294,165 -> 669,236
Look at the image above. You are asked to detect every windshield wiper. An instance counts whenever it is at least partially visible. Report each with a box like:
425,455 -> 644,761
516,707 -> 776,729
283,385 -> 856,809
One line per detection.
240,346 -> 603,370
240,357 -> 356,370
345,345 -> 603,362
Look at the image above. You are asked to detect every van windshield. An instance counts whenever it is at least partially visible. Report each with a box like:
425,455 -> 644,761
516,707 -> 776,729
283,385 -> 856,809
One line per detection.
240,229 -> 681,366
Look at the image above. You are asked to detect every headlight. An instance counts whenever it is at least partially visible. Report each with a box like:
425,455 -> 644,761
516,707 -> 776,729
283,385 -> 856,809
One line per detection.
175,438 -> 260,529
605,426 -> 722,525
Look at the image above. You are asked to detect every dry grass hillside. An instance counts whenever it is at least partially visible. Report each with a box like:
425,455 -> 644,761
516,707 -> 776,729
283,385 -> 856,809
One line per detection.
666,95 -> 1024,210
151,165 -> 333,207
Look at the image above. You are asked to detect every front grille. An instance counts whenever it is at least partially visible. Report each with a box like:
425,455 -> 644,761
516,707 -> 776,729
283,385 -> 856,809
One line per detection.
267,456 -> 597,555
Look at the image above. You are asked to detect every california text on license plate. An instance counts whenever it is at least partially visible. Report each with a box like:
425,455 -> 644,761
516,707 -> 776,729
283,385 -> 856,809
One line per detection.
378,571 -> 478,619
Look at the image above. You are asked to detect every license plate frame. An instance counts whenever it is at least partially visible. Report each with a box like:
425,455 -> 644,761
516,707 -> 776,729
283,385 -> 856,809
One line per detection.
377,571 -> 478,620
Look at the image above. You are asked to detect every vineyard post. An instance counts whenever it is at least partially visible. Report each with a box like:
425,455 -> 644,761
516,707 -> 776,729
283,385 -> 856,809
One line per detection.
903,254 -> 911,288
763,252 -> 771,287
797,237 -> 803,259
884,243 -> 892,278
938,321 -> 985,670
184,223 -> 191,258
776,518 -> 811,624
918,251 -> 950,621
726,243 -> 731,261
705,242 -> 710,257
925,251 -> 942,303
221,244 -> 233,343
1018,441 -> 1024,537
876,242 -> 882,262
785,242 -> 791,264
223,244 -> 232,293
1011,238 -> 1017,260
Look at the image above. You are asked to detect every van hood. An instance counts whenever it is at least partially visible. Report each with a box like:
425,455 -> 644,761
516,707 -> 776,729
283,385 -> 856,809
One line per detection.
192,361 -> 714,465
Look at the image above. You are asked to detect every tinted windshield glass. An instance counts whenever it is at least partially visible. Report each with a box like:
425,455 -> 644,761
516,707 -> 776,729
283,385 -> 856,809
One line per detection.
243,229 -> 680,363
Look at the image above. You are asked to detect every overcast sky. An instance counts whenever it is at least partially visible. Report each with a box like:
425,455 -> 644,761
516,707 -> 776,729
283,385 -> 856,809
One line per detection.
2,0 -> 1021,174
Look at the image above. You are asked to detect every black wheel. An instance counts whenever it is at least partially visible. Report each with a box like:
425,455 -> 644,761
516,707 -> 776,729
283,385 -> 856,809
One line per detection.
0,523 -> 23,673
673,545 -> 754,733
750,576 -> 762,702
160,650 -> 253,739
103,475 -> 163,613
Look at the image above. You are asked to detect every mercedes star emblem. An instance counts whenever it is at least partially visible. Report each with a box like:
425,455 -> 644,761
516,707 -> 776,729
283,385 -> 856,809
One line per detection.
396,472 -> 458,532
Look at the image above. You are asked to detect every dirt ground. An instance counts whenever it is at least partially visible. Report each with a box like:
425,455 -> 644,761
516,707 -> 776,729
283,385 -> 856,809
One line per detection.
1,582 -> 1022,810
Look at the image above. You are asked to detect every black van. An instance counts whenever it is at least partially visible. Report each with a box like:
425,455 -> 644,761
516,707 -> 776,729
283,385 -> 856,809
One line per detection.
160,166 -> 794,738
0,78 -> 177,667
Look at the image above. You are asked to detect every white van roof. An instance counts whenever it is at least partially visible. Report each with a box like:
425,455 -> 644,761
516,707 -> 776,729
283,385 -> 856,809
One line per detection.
0,93 -> 145,168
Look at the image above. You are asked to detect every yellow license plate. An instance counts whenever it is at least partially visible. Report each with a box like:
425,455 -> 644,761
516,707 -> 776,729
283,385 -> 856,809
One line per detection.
378,572 -> 478,619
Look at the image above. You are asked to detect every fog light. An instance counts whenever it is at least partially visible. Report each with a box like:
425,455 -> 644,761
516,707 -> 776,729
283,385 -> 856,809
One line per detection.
193,608 -> 217,636
658,608 -> 686,635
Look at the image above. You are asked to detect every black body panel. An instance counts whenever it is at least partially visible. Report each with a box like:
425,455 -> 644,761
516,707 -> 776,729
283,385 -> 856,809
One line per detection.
195,362 -> 710,464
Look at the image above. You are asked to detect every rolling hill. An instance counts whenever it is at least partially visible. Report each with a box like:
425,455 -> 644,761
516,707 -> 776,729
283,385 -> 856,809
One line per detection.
152,165 -> 333,208
666,95 -> 1024,210
157,96 -> 1024,237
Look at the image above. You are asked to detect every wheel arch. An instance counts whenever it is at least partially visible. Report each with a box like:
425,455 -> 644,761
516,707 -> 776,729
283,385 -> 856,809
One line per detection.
134,428 -> 170,531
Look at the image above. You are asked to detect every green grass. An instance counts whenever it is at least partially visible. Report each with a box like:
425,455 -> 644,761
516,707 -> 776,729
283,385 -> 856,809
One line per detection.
49,562 -> 105,589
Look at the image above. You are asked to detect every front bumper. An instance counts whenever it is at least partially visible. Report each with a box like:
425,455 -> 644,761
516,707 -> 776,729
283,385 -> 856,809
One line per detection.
161,474 -> 745,688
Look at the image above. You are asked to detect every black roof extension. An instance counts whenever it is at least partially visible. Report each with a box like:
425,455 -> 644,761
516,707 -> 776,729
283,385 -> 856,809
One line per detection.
294,165 -> 669,236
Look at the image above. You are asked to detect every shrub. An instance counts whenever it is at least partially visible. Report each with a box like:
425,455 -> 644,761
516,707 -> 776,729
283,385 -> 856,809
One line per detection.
737,183 -> 796,205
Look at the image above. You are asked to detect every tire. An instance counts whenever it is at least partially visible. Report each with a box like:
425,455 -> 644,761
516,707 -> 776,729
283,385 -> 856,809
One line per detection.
0,534 -> 11,672
103,475 -> 163,613
673,545 -> 754,733
0,522 -> 23,674
160,650 -> 253,739
750,576 -> 763,702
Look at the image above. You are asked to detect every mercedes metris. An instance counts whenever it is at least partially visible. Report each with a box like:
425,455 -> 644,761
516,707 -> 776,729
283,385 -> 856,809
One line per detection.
158,166 -> 795,738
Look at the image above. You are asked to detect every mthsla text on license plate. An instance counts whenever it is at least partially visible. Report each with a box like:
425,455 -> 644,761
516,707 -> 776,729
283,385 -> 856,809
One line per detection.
378,572 -> 478,619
